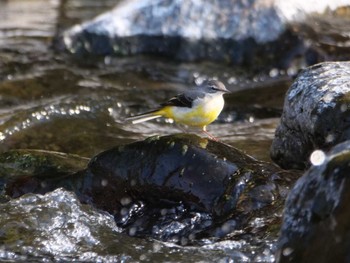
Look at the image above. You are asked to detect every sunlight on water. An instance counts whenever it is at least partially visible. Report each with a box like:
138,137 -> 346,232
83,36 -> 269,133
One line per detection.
0,105 -> 92,142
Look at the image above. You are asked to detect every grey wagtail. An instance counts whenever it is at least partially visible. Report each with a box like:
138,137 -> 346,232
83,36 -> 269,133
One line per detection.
127,80 -> 230,138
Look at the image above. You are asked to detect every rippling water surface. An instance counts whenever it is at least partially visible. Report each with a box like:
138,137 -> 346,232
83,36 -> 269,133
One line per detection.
3,0 -> 347,262
0,0 -> 291,160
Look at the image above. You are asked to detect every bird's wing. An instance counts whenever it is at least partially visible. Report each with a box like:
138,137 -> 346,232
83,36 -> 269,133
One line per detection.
160,90 -> 205,108
160,93 -> 194,108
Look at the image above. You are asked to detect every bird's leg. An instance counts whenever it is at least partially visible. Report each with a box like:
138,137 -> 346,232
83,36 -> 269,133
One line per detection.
201,126 -> 219,141
175,123 -> 189,133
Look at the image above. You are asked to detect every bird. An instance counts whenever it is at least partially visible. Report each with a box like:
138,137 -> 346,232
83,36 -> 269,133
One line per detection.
126,80 -> 230,139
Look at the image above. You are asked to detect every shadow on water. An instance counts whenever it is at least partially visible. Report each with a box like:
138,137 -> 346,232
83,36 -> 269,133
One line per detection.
0,0 -> 349,262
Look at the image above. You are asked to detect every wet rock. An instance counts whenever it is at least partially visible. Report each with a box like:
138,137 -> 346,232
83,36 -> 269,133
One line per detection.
2,134 -> 298,243
0,149 -> 88,179
58,0 -> 348,67
291,7 -> 350,63
276,141 -> 350,263
0,149 -> 89,198
271,61 -> 350,169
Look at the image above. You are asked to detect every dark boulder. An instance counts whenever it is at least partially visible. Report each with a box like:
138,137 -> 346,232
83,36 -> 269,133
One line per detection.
1,134 -> 299,243
271,61 -> 350,169
276,141 -> 350,263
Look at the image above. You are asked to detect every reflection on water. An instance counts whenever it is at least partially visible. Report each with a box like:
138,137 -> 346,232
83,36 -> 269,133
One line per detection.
0,0 -> 348,262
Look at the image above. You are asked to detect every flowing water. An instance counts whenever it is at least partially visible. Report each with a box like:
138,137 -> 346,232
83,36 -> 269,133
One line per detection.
1,0 -> 347,262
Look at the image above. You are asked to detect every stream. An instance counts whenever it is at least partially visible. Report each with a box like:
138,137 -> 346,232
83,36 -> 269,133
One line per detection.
0,0 -> 348,262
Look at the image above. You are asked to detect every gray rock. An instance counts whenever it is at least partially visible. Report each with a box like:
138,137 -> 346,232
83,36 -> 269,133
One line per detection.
276,141 -> 350,263
271,61 -> 350,169
58,0 -> 348,66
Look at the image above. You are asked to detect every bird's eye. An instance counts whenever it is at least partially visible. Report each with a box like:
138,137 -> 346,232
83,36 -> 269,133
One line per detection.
210,86 -> 217,91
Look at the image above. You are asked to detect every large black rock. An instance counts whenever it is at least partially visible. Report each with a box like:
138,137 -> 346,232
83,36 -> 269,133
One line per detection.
1,134 -> 298,243
271,61 -> 350,169
276,141 -> 350,263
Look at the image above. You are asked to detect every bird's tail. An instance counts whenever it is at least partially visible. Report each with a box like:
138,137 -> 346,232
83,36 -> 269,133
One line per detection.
125,110 -> 163,124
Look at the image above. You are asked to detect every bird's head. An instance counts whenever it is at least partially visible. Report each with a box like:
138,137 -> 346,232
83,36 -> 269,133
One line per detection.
202,80 -> 230,94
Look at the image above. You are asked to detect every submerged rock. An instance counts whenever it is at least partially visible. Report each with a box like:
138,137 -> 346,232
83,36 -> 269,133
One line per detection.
1,134 -> 299,243
58,0 -> 348,67
276,141 -> 350,263
0,149 -> 88,192
271,61 -> 350,169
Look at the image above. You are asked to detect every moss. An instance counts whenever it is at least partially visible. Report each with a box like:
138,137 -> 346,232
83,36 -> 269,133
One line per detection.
0,149 -> 89,179
323,150 -> 350,177
338,91 -> 350,104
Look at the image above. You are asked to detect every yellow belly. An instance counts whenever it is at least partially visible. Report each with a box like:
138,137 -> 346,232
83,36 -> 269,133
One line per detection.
157,96 -> 224,128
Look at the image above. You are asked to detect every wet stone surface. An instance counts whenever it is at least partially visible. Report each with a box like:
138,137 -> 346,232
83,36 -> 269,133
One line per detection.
276,141 -> 350,263
271,61 -> 350,169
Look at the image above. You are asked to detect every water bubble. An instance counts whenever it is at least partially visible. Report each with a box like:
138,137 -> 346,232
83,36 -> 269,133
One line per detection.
152,242 -> 162,253
101,179 -> 108,187
269,68 -> 279,78
120,197 -> 132,206
340,103 -> 348,112
194,76 -> 207,85
188,233 -> 196,240
128,227 -> 137,236
282,247 -> 293,256
325,133 -> 335,143
180,237 -> 188,246
227,77 -> 237,84
220,220 -> 236,235
104,56 -> 111,65
139,254 -> 147,261
310,150 -> 326,166
287,67 -> 298,76
130,179 -> 137,186
120,208 -> 129,216
193,72 -> 200,78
